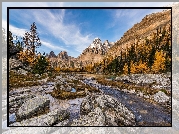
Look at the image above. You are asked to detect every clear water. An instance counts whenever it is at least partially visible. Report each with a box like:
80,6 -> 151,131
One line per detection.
71,88 -> 76,93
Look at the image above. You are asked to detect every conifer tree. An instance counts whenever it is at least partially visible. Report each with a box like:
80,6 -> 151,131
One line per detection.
152,50 -> 166,73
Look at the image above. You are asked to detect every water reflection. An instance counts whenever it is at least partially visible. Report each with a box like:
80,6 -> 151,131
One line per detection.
71,88 -> 76,93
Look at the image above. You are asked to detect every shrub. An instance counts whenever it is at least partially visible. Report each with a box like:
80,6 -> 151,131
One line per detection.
32,55 -> 49,75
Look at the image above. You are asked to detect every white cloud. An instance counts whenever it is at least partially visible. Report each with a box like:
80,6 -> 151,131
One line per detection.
41,40 -> 66,51
32,9 -> 93,53
2,19 -> 27,37
9,25 -> 27,37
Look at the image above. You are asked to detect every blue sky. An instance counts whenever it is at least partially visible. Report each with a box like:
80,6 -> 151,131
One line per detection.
2,2 -> 173,58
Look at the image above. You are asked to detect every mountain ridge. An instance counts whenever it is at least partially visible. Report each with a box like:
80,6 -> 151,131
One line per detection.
47,9 -> 171,72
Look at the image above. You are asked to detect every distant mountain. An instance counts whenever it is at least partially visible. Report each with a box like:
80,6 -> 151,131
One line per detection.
77,38 -> 114,66
47,9 -> 171,73
48,51 -> 57,58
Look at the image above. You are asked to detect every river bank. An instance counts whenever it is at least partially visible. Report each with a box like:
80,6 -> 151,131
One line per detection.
7,72 -> 171,126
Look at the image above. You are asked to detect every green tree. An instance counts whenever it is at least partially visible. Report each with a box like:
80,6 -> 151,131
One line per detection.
32,55 -> 49,75
19,22 -> 41,65
23,22 -> 41,55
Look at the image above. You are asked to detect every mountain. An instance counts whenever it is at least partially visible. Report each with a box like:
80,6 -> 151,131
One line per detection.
47,9 -> 171,73
77,38 -> 114,66
48,51 -> 57,58
107,9 -> 171,59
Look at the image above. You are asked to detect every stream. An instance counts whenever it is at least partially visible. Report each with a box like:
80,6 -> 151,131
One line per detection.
8,74 -> 171,126
82,78 -> 171,126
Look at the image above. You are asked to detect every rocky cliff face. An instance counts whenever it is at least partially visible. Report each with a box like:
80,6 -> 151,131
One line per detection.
107,9 -> 171,58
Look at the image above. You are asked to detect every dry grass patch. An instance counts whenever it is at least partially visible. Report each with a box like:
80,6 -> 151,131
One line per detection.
96,77 -> 170,96
51,79 -> 100,100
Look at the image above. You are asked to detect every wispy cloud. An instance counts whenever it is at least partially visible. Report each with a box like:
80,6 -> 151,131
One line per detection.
7,8 -> 94,57
32,9 -> 93,52
2,19 -> 27,37
41,40 -> 66,51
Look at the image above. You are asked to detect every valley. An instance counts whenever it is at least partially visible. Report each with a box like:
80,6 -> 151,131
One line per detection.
7,8 -> 172,127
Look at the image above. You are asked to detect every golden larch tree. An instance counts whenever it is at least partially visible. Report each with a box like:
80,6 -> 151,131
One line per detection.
152,50 -> 166,73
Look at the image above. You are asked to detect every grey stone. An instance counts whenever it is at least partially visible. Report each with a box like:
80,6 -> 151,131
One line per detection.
77,93 -> 136,126
9,88 -> 31,96
71,107 -> 105,126
153,91 -> 169,103
16,95 -> 50,121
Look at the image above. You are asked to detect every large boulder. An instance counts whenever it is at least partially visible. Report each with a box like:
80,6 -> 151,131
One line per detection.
11,109 -> 70,126
9,58 -> 30,75
16,95 -> 50,121
9,93 -> 35,108
78,93 -> 136,126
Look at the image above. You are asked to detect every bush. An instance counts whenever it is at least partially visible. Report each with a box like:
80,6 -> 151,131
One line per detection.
32,55 -> 49,75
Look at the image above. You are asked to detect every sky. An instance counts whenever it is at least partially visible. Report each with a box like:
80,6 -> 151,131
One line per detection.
2,2 -> 173,58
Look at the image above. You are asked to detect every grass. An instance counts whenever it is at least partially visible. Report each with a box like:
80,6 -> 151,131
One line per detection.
95,76 -> 170,96
9,71 -> 47,90
50,79 -> 99,100
50,89 -> 86,100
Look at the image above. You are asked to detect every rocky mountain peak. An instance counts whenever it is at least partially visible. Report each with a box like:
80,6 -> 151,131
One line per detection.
89,38 -> 114,51
48,51 -> 57,58
89,37 -> 102,49
57,51 -> 69,60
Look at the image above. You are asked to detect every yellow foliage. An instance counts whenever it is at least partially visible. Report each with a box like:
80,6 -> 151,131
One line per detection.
123,63 -> 128,75
18,49 -> 36,66
136,60 -> 149,74
130,61 -> 137,74
85,64 -> 93,72
130,60 -> 148,74
152,50 -> 166,73
54,66 -> 61,72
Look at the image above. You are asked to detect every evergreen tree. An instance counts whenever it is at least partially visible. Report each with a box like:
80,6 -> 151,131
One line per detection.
23,22 -> 41,55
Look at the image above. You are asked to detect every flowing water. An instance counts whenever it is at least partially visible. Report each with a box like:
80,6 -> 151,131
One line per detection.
82,78 -> 171,126
7,74 -> 171,126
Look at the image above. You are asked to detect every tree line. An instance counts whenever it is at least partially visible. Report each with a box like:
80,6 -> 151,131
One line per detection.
9,22 -> 171,75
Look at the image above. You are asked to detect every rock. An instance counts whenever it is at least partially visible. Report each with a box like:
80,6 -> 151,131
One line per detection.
55,119 -> 70,126
10,109 -> 70,126
9,45 -> 20,59
139,92 -> 143,97
78,93 -> 136,126
9,88 -> 31,96
129,89 -> 135,94
9,94 -> 34,103
9,58 -> 30,74
35,74 -> 40,77
57,51 -> 69,60
48,51 -> 57,58
144,95 -> 150,99
16,95 -> 50,121
71,107 -> 105,126
153,91 -> 169,103
56,76 -> 62,80
66,86 -> 72,92
80,95 -> 92,115
9,94 -> 35,108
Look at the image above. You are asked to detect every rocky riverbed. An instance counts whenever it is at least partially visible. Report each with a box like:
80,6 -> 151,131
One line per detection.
7,73 -> 171,127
